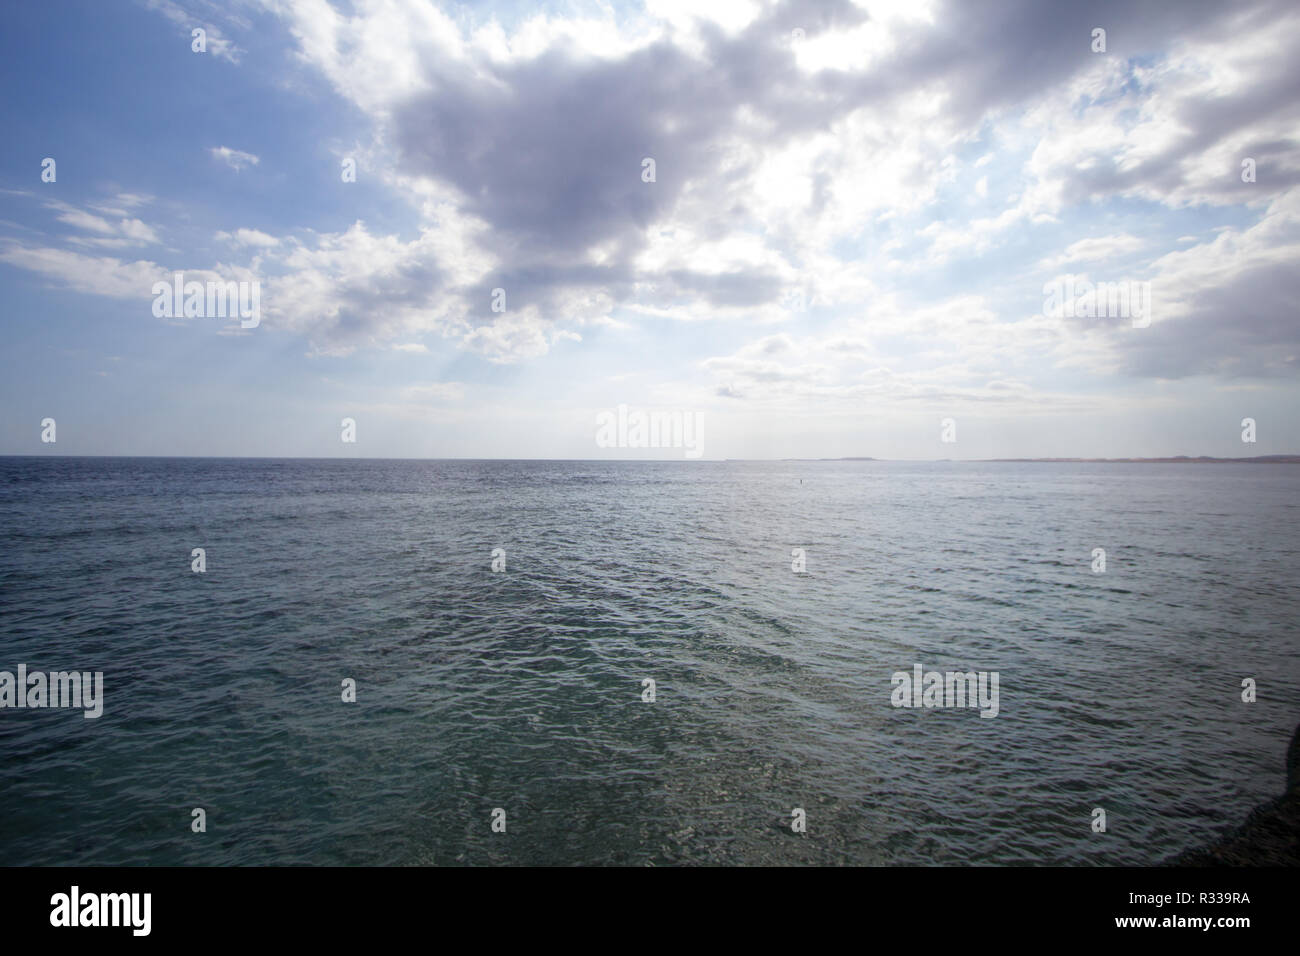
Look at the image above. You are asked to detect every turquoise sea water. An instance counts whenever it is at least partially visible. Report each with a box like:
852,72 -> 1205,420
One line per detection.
0,457 -> 1296,865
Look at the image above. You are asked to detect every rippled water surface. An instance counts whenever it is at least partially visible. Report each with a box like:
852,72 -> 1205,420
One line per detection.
1,457 -> 1297,865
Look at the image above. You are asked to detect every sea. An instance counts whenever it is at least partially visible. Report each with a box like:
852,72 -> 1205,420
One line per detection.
1,456 -> 1297,866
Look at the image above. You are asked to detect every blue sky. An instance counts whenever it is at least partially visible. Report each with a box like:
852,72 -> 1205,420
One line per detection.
2,0 -> 1298,459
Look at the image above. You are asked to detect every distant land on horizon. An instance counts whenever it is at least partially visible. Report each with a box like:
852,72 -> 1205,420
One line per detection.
984,455 -> 1300,464
775,455 -> 1300,464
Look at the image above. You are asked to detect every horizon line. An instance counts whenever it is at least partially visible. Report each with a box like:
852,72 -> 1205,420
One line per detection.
2,454 -> 1299,464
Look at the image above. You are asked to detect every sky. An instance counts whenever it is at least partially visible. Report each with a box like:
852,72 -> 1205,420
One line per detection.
1,0 -> 1298,460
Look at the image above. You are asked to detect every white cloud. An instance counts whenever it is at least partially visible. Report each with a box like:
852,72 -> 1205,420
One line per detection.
1040,234 -> 1147,269
215,228 -> 280,248
210,146 -> 260,171
0,244 -> 166,298
16,0 -> 1299,398
143,0 -> 245,63
88,193 -> 152,217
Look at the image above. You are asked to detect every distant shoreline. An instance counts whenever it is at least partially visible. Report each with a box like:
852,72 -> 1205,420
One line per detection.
983,456 -> 1300,464
776,455 -> 1300,464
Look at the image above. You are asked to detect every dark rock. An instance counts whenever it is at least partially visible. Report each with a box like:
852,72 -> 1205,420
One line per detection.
1166,722 -> 1300,866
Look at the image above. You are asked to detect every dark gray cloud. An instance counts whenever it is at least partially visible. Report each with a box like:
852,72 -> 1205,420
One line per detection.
1123,260 -> 1300,379
272,0 -> 1300,376
386,0 -> 1294,288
